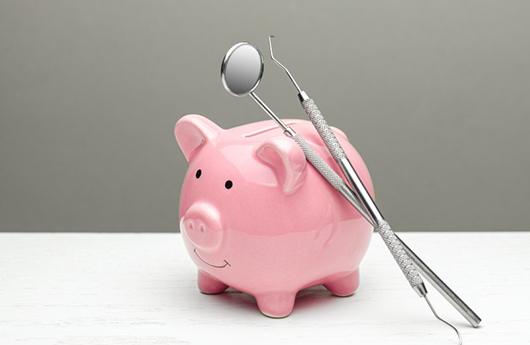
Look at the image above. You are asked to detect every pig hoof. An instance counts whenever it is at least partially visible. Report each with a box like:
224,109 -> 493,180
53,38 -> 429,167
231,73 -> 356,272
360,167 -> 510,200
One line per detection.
256,292 -> 296,318
197,271 -> 228,295
324,270 -> 360,297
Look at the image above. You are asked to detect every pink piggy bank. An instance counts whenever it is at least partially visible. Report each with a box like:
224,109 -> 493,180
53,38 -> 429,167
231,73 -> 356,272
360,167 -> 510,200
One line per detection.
175,114 -> 374,318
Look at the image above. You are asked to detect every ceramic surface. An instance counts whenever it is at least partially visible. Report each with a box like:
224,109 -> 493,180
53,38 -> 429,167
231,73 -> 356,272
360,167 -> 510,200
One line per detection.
175,114 -> 374,317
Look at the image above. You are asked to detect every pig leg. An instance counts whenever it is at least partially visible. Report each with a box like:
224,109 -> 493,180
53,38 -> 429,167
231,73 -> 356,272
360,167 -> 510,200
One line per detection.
197,270 -> 228,294
255,292 -> 296,318
324,270 -> 360,297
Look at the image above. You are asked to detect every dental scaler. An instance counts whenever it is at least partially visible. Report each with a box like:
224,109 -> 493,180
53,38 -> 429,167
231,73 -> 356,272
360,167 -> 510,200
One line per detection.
267,35 -> 483,342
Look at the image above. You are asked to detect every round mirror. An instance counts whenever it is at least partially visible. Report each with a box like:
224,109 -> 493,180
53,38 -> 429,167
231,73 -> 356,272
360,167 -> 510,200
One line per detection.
221,42 -> 264,97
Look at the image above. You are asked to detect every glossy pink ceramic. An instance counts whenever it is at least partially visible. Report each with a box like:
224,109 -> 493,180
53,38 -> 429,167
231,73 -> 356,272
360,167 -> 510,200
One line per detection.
175,114 -> 374,317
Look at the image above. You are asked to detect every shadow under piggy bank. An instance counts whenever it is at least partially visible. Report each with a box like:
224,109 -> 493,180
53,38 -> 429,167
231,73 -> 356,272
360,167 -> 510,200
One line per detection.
213,286 -> 357,318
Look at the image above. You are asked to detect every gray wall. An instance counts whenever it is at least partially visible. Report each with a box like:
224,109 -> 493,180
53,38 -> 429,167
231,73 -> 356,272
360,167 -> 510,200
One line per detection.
1,0 -> 529,232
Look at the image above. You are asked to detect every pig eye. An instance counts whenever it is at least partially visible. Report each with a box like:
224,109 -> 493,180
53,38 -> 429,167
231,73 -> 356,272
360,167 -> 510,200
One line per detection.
195,169 -> 202,179
224,180 -> 233,189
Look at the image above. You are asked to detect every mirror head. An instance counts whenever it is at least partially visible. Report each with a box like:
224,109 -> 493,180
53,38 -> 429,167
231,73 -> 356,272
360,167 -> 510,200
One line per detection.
221,42 -> 264,97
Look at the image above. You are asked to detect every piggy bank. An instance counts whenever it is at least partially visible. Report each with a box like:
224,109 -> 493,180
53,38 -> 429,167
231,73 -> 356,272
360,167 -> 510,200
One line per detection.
175,114 -> 374,318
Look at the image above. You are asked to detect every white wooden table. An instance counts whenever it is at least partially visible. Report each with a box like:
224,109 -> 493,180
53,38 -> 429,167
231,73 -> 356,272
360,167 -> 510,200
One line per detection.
1,232 -> 528,345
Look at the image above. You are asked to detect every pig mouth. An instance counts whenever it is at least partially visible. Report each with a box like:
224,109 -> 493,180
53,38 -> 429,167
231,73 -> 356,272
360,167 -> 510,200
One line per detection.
194,248 -> 231,268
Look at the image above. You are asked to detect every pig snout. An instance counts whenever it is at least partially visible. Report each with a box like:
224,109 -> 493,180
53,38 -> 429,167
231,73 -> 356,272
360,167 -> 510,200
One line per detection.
181,202 -> 223,250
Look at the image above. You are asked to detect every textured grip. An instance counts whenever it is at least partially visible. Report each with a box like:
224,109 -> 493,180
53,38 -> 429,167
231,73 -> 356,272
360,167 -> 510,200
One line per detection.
292,132 -> 375,224
376,220 -> 424,289
291,133 -> 344,190
302,98 -> 346,160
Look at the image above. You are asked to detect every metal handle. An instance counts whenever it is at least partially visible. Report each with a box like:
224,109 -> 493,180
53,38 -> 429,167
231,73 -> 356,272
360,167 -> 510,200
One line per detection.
303,97 -> 481,325
302,99 -> 347,160
396,234 -> 482,327
375,220 -> 425,293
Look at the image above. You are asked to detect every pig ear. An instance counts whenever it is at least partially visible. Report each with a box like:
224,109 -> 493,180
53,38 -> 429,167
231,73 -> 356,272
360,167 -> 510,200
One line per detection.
255,137 -> 307,194
175,115 -> 222,161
